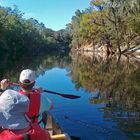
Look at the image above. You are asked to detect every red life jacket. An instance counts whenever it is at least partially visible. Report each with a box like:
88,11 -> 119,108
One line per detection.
0,123 -> 52,140
19,90 -> 40,123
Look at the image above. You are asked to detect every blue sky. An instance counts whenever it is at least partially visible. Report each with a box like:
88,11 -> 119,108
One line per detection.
0,0 -> 90,31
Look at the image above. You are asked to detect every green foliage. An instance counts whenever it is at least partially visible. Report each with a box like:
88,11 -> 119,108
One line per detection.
70,0 -> 140,54
0,6 -> 71,58
70,52 -> 140,114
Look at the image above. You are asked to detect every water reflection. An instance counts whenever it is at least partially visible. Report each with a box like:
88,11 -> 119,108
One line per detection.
70,53 -> 140,139
0,51 -> 140,139
0,52 -> 71,81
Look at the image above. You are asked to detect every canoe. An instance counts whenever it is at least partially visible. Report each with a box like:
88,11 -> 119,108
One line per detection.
44,112 -> 71,140
0,111 -> 72,140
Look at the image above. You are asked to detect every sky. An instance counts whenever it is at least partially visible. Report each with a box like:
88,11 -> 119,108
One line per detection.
0,0 -> 90,31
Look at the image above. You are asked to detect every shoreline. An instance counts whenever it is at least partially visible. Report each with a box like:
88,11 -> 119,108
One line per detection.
73,44 -> 140,63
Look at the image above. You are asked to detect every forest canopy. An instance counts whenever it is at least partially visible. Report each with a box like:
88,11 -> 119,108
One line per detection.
68,0 -> 140,54
0,6 -> 71,58
0,0 -> 140,58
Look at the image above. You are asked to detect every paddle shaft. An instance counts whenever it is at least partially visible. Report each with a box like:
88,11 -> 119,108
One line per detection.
11,82 -> 80,99
43,90 -> 80,99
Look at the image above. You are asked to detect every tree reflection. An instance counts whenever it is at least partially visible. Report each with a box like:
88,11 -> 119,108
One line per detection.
0,51 -> 71,82
70,53 -> 140,138
1,51 -> 140,139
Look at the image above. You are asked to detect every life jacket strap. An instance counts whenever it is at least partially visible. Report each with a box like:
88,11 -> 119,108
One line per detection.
26,92 -> 30,99
29,115 -> 39,123
26,91 -> 38,123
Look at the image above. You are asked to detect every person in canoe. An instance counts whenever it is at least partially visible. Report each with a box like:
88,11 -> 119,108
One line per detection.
0,89 -> 52,140
1,69 -> 54,126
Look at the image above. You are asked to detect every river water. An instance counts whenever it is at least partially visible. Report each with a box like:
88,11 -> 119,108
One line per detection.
0,52 -> 140,140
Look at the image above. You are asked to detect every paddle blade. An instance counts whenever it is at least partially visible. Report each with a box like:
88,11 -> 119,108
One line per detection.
43,90 -> 80,99
59,94 -> 80,99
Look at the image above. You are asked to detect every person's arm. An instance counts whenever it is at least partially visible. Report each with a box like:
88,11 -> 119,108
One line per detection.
34,87 -> 44,93
0,79 -> 10,95
0,79 -> 10,90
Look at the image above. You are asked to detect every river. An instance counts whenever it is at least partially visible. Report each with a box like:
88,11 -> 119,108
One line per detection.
0,52 -> 140,140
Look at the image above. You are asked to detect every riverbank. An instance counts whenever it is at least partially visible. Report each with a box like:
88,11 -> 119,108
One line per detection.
74,43 -> 140,63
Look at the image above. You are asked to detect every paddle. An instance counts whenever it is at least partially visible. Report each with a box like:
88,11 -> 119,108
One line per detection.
10,82 -> 80,99
43,90 -> 80,99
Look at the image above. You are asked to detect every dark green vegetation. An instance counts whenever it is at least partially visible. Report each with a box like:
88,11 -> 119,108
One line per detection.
0,6 -> 71,59
1,0 -> 140,58
0,51 -> 71,80
68,0 -> 140,54
70,53 -> 140,138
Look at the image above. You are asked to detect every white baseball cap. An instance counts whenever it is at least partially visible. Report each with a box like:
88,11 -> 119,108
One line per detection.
19,69 -> 36,84
0,89 -> 30,129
